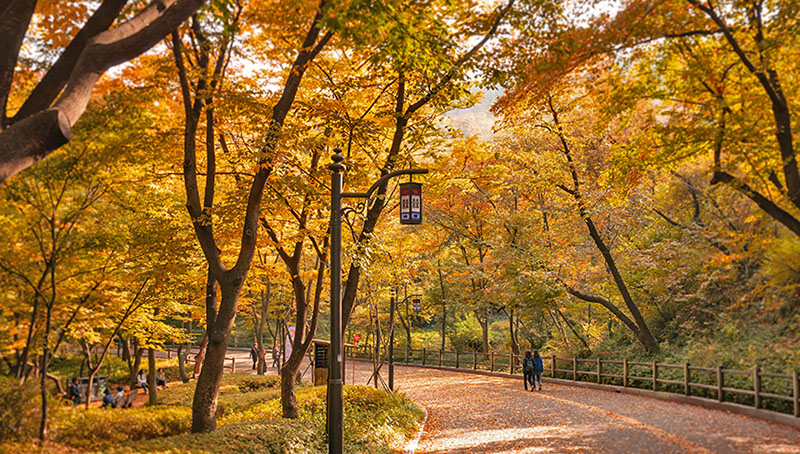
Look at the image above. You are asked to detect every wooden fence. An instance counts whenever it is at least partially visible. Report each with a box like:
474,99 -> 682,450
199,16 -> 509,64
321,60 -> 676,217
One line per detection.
347,346 -> 800,418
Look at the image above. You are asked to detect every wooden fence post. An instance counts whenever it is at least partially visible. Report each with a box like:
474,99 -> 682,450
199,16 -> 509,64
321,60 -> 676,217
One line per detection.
597,358 -> 602,384
684,362 -> 690,396
405,347 -> 409,363
793,370 -> 798,418
754,366 -> 761,409
623,358 -> 628,387
455,350 -> 459,369
652,360 -> 657,391
439,349 -> 443,367
231,357 -> 236,373
167,349 -> 171,360
572,357 -> 577,381
490,352 -> 495,372
509,353 -> 514,375
551,355 -> 556,378
422,348 -> 426,366
473,351 -> 477,370
717,365 -> 724,402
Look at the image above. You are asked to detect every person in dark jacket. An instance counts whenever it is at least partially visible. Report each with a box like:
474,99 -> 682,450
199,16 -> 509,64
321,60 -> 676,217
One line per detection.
522,351 -> 535,391
250,344 -> 258,370
102,387 -> 115,408
533,350 -> 544,391
67,377 -> 83,407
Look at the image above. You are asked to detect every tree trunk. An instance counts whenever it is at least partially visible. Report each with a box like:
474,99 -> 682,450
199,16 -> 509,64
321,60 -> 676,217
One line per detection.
191,328 -> 229,432
148,348 -> 157,405
556,308 -> 590,352
478,309 -> 489,353
583,216 -> 658,352
255,282 -> 270,375
280,365 -> 299,418
547,94 -> 659,353
508,308 -> 519,355
177,344 -> 190,383
38,304 -> 53,441
193,332 -> 208,379
191,282 -> 240,433
130,347 -> 144,387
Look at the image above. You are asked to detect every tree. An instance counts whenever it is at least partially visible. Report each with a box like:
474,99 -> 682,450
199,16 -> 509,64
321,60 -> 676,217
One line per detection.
494,0 -> 800,239
339,0 -> 517,333
0,0 -> 206,183
171,0 -> 333,432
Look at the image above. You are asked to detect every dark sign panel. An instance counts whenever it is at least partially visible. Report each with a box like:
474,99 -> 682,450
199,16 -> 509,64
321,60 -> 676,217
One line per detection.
400,182 -> 422,225
314,343 -> 328,368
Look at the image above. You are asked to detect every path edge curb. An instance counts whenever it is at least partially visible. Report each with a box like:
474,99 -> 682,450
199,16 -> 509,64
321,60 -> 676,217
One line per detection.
369,360 -> 800,431
404,404 -> 428,454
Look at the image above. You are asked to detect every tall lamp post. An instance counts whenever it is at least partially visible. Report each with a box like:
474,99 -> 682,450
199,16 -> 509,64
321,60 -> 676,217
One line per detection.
389,291 -> 421,391
328,150 -> 428,454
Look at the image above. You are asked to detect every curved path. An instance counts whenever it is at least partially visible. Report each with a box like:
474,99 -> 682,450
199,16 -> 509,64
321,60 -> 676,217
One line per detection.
348,362 -> 800,454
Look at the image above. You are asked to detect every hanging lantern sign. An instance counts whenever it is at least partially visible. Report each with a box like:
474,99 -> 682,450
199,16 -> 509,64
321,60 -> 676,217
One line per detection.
399,182 -> 422,225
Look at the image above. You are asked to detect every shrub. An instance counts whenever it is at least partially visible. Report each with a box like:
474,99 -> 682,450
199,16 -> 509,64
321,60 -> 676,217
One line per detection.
450,317 -> 484,352
52,406 -> 191,449
0,376 -> 44,442
0,440 -> 81,454
49,355 -> 130,384
236,374 -> 280,393
101,419 -> 321,454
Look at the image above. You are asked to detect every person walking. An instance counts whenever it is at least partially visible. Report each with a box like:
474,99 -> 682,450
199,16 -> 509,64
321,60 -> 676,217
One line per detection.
522,351 -> 535,391
250,343 -> 258,370
533,350 -> 544,391
271,342 -> 280,368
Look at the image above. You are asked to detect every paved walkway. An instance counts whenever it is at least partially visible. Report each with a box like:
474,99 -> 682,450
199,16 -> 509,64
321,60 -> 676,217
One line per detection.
346,361 -> 800,454
175,350 -> 800,452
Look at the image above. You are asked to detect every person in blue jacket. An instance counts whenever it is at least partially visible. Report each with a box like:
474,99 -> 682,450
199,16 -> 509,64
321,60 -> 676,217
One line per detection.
532,350 -> 544,391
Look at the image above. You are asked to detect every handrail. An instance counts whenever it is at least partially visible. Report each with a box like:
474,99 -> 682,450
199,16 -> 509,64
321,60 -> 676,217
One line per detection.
343,345 -> 800,419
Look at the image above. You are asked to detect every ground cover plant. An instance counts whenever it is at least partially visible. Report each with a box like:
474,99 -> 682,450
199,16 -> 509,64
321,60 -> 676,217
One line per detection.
0,373 -> 423,454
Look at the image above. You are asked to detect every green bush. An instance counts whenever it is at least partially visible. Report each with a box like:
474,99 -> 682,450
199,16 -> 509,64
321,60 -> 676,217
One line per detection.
49,355 -> 131,384
101,419 -> 321,454
52,406 -> 191,449
1,373 -> 423,454
0,376 -> 43,442
236,374 -> 280,393
450,317 -> 484,352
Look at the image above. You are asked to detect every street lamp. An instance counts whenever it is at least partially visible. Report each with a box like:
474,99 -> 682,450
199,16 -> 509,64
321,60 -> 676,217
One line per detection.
389,291 -> 421,392
328,150 -> 428,454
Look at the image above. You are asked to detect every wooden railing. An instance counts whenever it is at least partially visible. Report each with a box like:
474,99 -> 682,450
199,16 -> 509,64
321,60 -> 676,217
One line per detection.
347,346 -> 800,418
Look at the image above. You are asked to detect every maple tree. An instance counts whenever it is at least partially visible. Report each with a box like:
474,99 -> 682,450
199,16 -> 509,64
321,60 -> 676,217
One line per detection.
0,0 -> 206,183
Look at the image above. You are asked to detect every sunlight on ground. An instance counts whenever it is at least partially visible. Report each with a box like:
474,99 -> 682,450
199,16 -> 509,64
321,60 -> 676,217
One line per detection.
417,424 -> 598,453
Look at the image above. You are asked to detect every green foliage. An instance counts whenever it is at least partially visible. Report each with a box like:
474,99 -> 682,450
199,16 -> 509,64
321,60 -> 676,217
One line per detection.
0,377 -> 43,442
235,374 -> 281,393
449,317 -> 484,352
49,355 -> 131,384
51,407 -> 191,449
101,419 -> 321,454
0,373 -> 423,453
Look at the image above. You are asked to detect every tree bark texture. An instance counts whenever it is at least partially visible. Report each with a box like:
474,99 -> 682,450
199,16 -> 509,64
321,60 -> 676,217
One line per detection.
0,0 -> 206,184
176,0 -> 331,432
148,347 -> 157,405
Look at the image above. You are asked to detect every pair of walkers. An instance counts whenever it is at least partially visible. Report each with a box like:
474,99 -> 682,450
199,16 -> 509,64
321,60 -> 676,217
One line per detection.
522,350 -> 543,391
